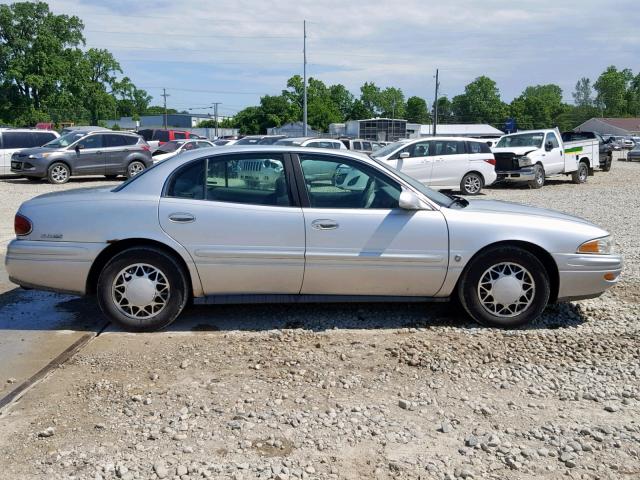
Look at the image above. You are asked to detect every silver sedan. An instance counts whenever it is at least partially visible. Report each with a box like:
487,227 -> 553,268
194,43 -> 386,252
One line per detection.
6,147 -> 623,331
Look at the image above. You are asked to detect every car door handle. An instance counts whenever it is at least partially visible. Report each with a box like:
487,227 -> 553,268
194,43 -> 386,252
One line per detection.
168,212 -> 196,223
311,219 -> 339,230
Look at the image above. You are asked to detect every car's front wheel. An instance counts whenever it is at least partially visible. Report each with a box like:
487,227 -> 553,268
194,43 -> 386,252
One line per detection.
97,248 -> 189,331
127,160 -> 146,178
457,246 -> 550,328
47,162 -> 71,184
528,164 -> 545,189
460,172 -> 484,195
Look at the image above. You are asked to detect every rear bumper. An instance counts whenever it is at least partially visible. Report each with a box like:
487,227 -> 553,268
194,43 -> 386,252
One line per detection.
496,167 -> 535,182
553,253 -> 623,301
5,240 -> 105,295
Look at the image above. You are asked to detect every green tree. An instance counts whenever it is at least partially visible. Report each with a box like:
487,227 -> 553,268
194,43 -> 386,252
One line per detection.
405,96 -> 430,123
433,96 -> 454,123
573,77 -> 594,107
594,66 -> 634,116
145,105 -> 177,115
233,106 -> 261,134
360,82 -> 381,116
378,87 -> 405,118
451,76 -> 507,124
328,84 -> 354,120
348,99 -> 371,120
509,84 -> 566,129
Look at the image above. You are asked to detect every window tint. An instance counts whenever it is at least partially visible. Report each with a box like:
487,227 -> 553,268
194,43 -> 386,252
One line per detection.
467,141 -> 490,154
408,141 -> 430,157
124,135 -> 140,146
104,134 -> 127,147
433,140 -> 464,155
299,154 -> 401,209
353,141 -> 362,150
153,130 -> 170,142
546,133 -> 560,148
362,142 -> 372,151
33,132 -> 57,146
138,129 -> 153,141
166,160 -> 206,200
2,132 -> 32,149
332,142 -> 341,149
197,141 -> 211,148
174,132 -> 187,140
79,134 -> 103,149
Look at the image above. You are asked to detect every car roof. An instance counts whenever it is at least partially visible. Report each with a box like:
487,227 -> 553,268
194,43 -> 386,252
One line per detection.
0,128 -> 59,132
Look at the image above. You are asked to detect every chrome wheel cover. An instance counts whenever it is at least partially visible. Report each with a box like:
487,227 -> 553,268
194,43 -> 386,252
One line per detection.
535,168 -> 544,186
112,263 -> 170,319
51,165 -> 69,183
579,165 -> 587,182
128,162 -> 145,176
464,174 -> 482,194
477,262 -> 535,317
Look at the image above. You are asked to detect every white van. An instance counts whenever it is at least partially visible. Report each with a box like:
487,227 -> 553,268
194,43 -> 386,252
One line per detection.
0,129 -> 60,176
371,136 -> 497,195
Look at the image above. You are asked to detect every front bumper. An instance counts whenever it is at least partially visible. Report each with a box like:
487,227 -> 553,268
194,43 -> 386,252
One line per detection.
10,158 -> 48,177
495,166 -> 536,182
553,253 -> 623,301
5,239 -> 106,295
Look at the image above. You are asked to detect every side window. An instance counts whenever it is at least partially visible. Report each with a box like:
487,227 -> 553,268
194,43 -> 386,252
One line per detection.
166,160 -> 206,200
299,154 -> 401,209
124,135 -> 140,146
154,130 -> 170,142
182,142 -> 197,151
79,135 -> 103,149
546,133 -> 560,148
34,132 -> 57,146
332,142 -> 342,149
174,132 -> 187,140
138,129 -> 153,141
353,141 -> 362,150
2,132 -> 32,149
362,141 -> 372,151
207,155 -> 290,206
468,142 -> 482,154
104,135 -> 127,148
197,141 -> 211,148
433,140 -> 463,156
410,141 -> 430,157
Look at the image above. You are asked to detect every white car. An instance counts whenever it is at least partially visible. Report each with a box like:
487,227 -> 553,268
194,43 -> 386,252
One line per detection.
152,139 -> 214,163
372,137 -> 497,195
0,128 -> 59,176
274,137 -> 347,150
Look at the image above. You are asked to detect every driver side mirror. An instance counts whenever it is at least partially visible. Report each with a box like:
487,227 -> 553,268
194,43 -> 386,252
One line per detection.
545,141 -> 553,152
399,189 -> 424,210
399,151 -> 410,159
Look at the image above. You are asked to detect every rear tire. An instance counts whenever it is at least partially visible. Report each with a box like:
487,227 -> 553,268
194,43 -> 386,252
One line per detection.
571,161 -> 588,184
126,160 -> 146,178
460,172 -> 484,195
602,155 -> 612,172
47,162 -> 70,184
97,248 -> 189,332
528,164 -> 545,189
457,246 -> 550,328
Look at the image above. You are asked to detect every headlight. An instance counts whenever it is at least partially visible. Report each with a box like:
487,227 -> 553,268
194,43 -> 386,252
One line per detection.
517,156 -> 532,167
577,236 -> 614,254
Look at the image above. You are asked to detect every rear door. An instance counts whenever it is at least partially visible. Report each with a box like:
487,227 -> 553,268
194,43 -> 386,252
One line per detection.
429,139 -> 468,187
72,134 -> 106,175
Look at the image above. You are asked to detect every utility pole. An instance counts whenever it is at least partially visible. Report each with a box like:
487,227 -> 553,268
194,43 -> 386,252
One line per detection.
212,102 -> 222,138
161,88 -> 170,129
433,69 -> 439,136
303,20 -> 308,136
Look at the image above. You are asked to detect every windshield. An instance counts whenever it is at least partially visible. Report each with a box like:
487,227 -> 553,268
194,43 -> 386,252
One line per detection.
496,133 -> 544,148
370,157 -> 455,208
371,141 -> 408,158
43,131 -> 85,148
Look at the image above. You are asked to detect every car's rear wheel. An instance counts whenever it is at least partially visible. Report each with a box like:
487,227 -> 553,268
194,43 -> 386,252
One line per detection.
571,161 -> 588,184
457,246 -> 550,328
602,155 -> 612,172
528,164 -> 545,189
460,172 -> 484,195
127,160 -> 146,178
47,162 -> 70,184
97,248 -> 189,331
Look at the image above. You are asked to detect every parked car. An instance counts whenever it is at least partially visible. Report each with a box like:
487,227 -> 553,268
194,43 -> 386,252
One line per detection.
10,130 -> 152,183
371,137 -> 497,195
137,129 -> 195,153
492,129 -> 598,188
213,139 -> 238,146
628,144 -> 640,162
7,146 -> 622,331
234,135 -> 286,145
561,131 -> 615,172
60,125 -> 110,135
274,137 -> 346,149
152,139 -> 214,163
0,128 -> 60,176
341,138 -> 376,153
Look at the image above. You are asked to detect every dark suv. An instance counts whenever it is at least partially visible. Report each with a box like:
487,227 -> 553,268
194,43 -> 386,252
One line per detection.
11,130 -> 152,184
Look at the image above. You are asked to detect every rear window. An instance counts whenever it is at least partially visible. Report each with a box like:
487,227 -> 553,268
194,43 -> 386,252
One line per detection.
468,141 -> 492,154
153,130 -> 170,142
138,129 -> 153,141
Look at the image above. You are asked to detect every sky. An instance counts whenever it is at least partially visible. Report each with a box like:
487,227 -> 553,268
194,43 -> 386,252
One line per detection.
32,0 -> 640,118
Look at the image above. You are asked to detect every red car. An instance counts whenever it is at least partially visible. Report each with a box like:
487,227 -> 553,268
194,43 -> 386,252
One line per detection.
137,129 -> 198,152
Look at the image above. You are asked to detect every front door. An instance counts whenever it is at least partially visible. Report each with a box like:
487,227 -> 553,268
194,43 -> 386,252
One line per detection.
545,132 -> 564,174
296,153 -> 449,296
158,153 -> 305,295
387,140 -> 433,184
71,134 -> 106,175
428,139 -> 469,187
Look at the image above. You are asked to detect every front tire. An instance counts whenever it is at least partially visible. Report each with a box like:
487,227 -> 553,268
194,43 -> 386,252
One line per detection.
571,161 -> 588,184
47,162 -> 71,184
126,160 -> 146,178
457,246 -> 550,328
97,248 -> 189,331
460,172 -> 484,195
528,164 -> 545,189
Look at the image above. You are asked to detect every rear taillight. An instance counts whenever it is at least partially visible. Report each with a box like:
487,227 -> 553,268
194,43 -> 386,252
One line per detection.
14,214 -> 32,236
484,158 -> 496,166
141,145 -> 150,151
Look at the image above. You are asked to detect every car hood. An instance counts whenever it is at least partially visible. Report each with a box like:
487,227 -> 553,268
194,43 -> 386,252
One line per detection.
491,146 -> 540,156
462,199 -> 593,225
13,146 -> 60,156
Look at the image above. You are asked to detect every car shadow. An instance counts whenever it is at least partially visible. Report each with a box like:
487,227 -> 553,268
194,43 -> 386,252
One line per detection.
0,287 -> 588,333
0,176 -> 121,185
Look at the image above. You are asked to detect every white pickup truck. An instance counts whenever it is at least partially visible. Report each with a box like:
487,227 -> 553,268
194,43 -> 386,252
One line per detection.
492,128 -> 599,188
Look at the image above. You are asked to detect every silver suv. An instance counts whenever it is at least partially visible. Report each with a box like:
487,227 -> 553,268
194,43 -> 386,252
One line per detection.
10,130 -> 152,184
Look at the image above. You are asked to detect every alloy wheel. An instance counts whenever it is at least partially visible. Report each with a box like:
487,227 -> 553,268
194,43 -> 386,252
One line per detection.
464,174 -> 482,194
51,165 -> 69,183
128,162 -> 145,177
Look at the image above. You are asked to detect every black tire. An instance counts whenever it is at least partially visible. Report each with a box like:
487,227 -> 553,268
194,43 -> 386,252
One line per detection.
97,248 -> 189,331
126,160 -> 146,178
602,155 -> 612,172
47,162 -> 71,184
528,164 -> 545,189
460,172 -> 484,195
104,175 -> 119,180
571,161 -> 588,184
457,246 -> 550,328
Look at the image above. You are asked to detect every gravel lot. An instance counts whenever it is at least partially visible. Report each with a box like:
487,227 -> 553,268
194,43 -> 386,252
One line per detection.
0,162 -> 638,480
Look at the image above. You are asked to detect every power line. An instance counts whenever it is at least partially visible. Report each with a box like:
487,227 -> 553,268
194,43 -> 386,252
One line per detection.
86,29 -> 298,39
